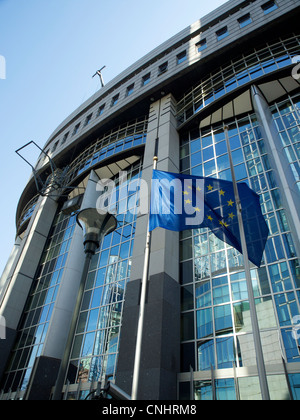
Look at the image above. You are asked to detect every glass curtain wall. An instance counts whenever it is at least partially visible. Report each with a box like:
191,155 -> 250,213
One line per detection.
177,34 -> 300,126
65,160 -> 143,399
0,209 -> 77,394
179,100 -> 300,400
271,95 -> 300,192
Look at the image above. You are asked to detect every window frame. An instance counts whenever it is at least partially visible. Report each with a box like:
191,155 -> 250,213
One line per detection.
158,61 -> 168,76
261,0 -> 278,15
177,50 -> 187,65
126,83 -> 134,97
216,26 -> 229,41
72,123 -> 80,136
111,93 -> 120,107
97,104 -> 105,117
196,39 -> 207,52
61,132 -> 69,145
141,72 -> 151,87
84,113 -> 93,127
238,13 -> 252,28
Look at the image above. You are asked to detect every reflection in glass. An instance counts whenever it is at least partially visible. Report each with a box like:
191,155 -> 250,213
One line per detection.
233,301 -> 251,333
267,375 -> 291,400
255,296 -> 277,329
198,339 -> 214,371
238,376 -> 261,400
210,251 -> 227,275
212,276 -> 230,305
216,378 -> 236,400
194,256 -> 210,281
214,304 -> 233,335
274,292 -> 299,326
216,336 -> 236,368
231,272 -> 248,301
181,285 -> 194,311
181,312 -> 194,341
197,308 -> 213,339
194,380 -> 212,400
281,328 -> 300,363
289,373 -> 300,400
194,378 -> 236,400
195,280 -> 211,308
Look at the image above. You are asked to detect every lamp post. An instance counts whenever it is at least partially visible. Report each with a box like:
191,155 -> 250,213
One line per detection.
52,208 -> 117,400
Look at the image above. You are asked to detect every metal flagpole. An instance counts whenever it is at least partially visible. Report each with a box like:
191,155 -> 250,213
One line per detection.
131,149 -> 158,400
224,125 -> 270,400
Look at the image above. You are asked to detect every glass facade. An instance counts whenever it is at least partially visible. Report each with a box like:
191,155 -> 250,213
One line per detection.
0,209 -> 77,393
0,108 -> 148,399
65,117 -> 147,186
65,160 -> 143,399
179,99 -> 300,399
2,3 -> 300,400
177,34 -> 300,125
271,95 -> 300,192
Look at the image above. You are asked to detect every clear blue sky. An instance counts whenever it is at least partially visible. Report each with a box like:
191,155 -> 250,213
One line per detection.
0,0 -> 227,276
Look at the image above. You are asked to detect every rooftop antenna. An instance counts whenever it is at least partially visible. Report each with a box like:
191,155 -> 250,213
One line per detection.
92,66 -> 106,88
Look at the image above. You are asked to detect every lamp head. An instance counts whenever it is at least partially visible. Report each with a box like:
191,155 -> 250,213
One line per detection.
76,208 -> 117,255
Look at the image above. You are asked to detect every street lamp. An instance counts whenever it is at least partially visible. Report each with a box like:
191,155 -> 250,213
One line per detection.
52,208 -> 117,400
76,208 -> 117,255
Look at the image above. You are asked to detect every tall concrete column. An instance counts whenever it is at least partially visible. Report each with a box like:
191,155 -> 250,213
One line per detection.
0,236 -> 22,304
251,85 -> 300,259
24,171 -> 101,400
116,94 -> 181,400
0,193 -> 59,381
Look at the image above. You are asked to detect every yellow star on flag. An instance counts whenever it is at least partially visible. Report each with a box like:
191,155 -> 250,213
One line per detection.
219,189 -> 225,196
219,220 -> 229,228
194,207 -> 201,212
207,184 -> 213,191
227,199 -> 234,207
207,215 -> 213,221
228,212 -> 235,220
185,199 -> 192,204
183,191 -> 189,196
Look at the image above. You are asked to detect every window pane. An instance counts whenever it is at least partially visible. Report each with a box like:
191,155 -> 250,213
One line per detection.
238,376 -> 261,400
230,272 -> 248,300
198,339 -> 214,370
203,146 -> 214,162
217,154 -> 230,171
233,301 -> 252,333
262,0 -> 278,14
216,26 -> 229,41
274,292 -> 299,326
197,308 -> 213,338
181,312 -> 194,341
181,285 -> 194,311
216,337 -> 236,368
214,304 -> 233,335
212,276 -> 230,304
195,280 -> 211,308
194,380 -> 213,400
86,309 -> 99,331
82,332 -> 95,357
238,13 -> 252,28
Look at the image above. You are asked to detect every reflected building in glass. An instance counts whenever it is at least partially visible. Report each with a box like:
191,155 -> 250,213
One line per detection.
0,0 -> 300,400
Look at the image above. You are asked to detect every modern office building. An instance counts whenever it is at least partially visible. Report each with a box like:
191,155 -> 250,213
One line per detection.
0,0 -> 300,400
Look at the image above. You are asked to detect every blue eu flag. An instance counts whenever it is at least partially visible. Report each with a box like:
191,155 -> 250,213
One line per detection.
149,170 -> 269,267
